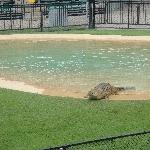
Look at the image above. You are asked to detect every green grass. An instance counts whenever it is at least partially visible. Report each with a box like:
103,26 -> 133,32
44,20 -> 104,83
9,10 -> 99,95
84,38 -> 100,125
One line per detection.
0,88 -> 150,150
52,28 -> 150,36
1,27 -> 150,36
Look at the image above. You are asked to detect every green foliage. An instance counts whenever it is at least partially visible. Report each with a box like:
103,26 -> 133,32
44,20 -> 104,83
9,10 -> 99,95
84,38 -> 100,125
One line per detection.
0,88 -> 150,150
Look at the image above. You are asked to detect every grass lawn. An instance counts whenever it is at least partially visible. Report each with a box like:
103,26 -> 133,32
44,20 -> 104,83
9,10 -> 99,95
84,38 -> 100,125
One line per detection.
52,28 -> 150,36
0,88 -> 150,150
1,28 -> 150,36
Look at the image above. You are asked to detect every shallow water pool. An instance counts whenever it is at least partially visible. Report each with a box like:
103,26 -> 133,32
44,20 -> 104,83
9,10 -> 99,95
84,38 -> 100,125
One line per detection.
0,40 -> 150,96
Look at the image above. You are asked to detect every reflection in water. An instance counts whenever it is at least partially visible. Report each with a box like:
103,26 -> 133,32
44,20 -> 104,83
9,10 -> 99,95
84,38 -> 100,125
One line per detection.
0,40 -> 150,95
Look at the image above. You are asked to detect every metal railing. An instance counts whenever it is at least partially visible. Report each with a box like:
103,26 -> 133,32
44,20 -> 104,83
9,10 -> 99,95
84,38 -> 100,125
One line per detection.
43,130 -> 150,150
1,1 -> 150,31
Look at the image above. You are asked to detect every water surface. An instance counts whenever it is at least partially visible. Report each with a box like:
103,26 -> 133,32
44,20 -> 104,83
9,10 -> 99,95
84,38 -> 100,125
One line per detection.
0,40 -> 149,96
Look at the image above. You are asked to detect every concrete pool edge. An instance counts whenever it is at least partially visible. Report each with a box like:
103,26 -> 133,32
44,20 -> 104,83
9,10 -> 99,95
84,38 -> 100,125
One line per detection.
1,34 -> 150,42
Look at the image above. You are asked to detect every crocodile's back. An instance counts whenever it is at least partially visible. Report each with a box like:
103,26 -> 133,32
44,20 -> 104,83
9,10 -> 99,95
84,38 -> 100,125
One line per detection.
88,83 -> 113,100
94,83 -> 112,92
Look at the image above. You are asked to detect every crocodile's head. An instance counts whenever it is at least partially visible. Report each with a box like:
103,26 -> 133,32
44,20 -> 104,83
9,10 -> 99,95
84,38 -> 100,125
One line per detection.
87,89 -> 103,100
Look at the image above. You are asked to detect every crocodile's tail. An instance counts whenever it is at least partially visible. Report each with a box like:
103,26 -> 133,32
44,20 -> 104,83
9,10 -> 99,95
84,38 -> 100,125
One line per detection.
117,86 -> 136,91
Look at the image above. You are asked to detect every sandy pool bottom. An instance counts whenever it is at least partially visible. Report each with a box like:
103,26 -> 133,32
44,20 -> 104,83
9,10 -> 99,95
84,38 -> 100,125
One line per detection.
0,78 -> 150,100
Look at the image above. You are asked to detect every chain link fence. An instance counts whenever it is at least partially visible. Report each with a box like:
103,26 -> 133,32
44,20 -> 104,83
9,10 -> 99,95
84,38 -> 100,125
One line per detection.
43,130 -> 150,150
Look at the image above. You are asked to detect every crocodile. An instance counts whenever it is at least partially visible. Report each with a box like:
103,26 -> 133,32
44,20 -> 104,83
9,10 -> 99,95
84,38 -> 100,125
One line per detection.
85,83 -> 135,100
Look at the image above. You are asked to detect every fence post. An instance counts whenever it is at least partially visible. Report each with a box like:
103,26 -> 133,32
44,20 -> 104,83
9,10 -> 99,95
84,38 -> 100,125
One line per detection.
137,4 -> 140,25
9,5 -> 12,30
88,0 -> 95,29
40,11 -> 43,32
127,1 -> 130,29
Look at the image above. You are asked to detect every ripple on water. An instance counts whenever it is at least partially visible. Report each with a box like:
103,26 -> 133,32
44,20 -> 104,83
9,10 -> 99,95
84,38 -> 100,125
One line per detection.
36,56 -> 48,59
0,66 -> 9,69
92,55 -> 98,58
